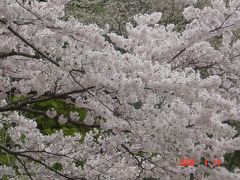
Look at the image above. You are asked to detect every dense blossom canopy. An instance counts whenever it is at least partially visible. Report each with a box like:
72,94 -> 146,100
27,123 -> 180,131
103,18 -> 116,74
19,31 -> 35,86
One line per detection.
66,0 -> 209,35
1,0 -> 240,179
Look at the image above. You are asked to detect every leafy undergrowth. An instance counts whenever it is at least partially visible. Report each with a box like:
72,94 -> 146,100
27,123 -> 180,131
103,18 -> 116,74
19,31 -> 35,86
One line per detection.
27,99 -> 87,135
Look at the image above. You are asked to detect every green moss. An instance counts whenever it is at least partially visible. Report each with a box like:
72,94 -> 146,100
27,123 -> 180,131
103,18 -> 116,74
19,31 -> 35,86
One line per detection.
10,95 -> 26,103
52,162 -> 63,171
74,160 -> 85,168
89,3 -> 106,14
33,99 -> 87,120
20,134 -> 26,143
223,151 -> 240,172
0,152 -> 14,166
21,98 -> 88,135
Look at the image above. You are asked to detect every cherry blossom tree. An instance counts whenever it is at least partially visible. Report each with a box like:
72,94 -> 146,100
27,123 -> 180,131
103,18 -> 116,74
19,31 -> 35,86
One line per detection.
65,0 -> 202,35
1,0 -> 240,179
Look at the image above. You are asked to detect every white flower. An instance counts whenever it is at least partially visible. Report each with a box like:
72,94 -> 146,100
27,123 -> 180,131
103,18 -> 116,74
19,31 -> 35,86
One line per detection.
0,100 -> 7,107
83,113 -> 94,125
134,12 -> 162,26
183,6 -> 199,21
58,115 -> 68,125
0,166 -> 15,179
46,108 -> 57,118
69,111 -> 80,122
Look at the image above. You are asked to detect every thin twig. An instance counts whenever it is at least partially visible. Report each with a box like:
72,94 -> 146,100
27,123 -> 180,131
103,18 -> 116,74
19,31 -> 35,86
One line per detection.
0,144 -> 86,180
15,156 -> 34,180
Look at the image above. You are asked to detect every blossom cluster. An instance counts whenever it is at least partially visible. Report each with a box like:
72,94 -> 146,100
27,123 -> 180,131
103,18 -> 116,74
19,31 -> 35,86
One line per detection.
0,0 -> 240,179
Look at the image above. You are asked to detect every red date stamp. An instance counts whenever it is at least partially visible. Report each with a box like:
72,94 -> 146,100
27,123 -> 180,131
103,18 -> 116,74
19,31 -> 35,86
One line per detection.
179,158 -> 221,167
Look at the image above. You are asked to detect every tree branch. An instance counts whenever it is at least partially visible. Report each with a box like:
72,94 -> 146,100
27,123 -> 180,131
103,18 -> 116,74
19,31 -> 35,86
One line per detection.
7,25 -> 60,67
19,106 -> 101,129
0,144 -> 86,180
15,156 -> 34,180
0,87 -> 95,113
0,50 -> 39,59
168,48 -> 186,63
